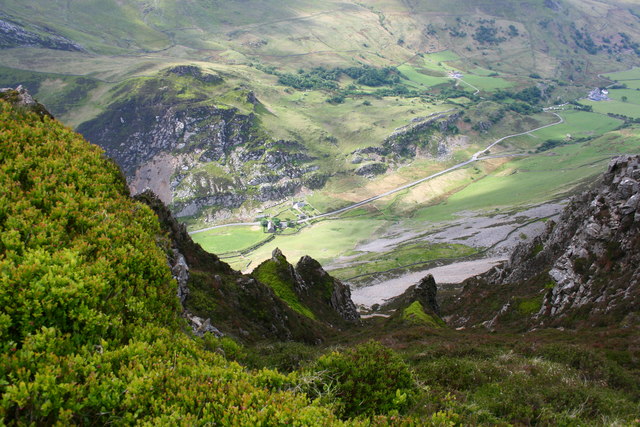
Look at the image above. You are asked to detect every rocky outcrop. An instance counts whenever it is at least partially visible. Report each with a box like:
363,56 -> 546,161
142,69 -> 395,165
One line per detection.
78,72 -> 321,217
535,156 -> 640,324
165,65 -> 222,84
377,273 -> 444,327
450,155 -> 640,330
296,255 -> 360,323
349,112 -> 462,163
174,192 -> 246,218
383,111 -> 461,157
0,16 -> 84,51
0,86 -> 53,120
413,275 -> 440,316
136,191 -> 328,343
252,249 -> 360,326
355,162 -> 388,177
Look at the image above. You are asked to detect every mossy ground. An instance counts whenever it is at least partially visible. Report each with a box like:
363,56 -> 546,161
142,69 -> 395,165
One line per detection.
401,301 -> 444,327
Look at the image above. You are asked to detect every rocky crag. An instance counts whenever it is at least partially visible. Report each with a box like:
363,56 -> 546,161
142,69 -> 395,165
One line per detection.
448,155 -> 640,330
136,190 -> 359,342
252,249 -> 360,327
0,14 -> 84,51
349,111 -> 464,176
0,85 -> 53,119
78,67 -> 324,218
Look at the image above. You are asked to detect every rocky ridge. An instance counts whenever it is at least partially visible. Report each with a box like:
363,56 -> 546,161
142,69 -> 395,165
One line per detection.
77,73 -> 320,218
0,14 -> 83,51
350,111 -> 464,173
449,155 -> 640,330
137,191 -> 359,341
253,248 -> 360,327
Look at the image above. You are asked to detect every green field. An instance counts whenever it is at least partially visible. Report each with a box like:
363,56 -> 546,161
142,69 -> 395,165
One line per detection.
412,127 -> 640,222
580,99 -> 640,119
614,80 -> 640,89
604,67 -> 640,81
607,88 -> 640,104
460,74 -> 513,91
398,65 -> 450,88
424,51 -> 460,63
530,110 -> 623,140
191,225 -> 266,254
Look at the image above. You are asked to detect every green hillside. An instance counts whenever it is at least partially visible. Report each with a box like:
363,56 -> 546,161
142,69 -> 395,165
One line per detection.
2,99 -> 639,425
0,98 -> 340,424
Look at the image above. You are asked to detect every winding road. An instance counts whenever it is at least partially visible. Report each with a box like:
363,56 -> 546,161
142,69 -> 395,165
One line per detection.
188,111 -> 564,235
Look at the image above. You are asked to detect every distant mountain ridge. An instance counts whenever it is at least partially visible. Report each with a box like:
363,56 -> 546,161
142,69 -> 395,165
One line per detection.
2,0 -> 640,225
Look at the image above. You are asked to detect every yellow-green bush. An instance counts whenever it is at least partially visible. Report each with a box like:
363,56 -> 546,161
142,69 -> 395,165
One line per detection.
309,341 -> 417,419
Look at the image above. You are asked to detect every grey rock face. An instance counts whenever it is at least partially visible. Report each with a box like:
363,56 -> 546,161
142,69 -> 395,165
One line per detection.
168,243 -> 223,337
174,192 -> 246,218
413,274 -> 440,316
295,255 -> 361,323
483,155 -> 640,327
185,313 -> 223,337
0,17 -> 84,51
78,76 -> 322,217
355,162 -> 388,177
171,249 -> 190,304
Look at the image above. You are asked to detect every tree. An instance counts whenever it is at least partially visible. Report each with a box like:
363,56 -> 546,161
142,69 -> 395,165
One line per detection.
622,95 -> 628,102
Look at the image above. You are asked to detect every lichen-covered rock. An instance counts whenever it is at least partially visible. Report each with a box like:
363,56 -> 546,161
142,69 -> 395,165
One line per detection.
0,85 -> 53,119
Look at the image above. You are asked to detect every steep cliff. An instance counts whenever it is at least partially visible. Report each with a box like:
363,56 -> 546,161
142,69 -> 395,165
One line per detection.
77,68 -> 320,218
448,155 -> 640,330
252,249 -> 360,328
136,191 -> 359,343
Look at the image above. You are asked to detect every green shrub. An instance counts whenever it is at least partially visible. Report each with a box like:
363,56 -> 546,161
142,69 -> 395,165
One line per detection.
309,341 -> 417,418
250,341 -> 321,372
0,101 -> 348,425
416,357 -> 503,391
202,335 -> 247,362
516,296 -> 543,315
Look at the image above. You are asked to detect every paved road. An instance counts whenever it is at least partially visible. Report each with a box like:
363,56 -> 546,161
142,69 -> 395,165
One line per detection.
188,112 -> 564,235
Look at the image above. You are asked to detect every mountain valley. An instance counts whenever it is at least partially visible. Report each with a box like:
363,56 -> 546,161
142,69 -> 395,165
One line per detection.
2,0 -> 640,424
